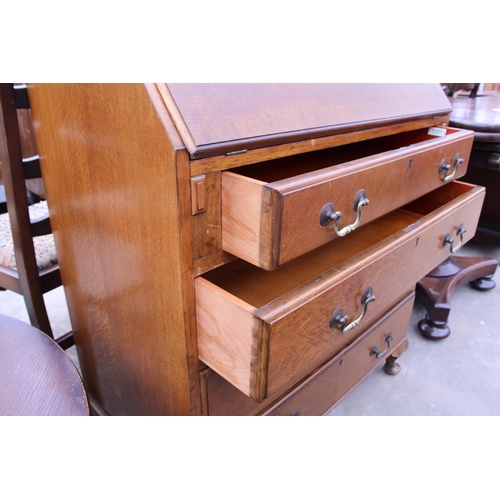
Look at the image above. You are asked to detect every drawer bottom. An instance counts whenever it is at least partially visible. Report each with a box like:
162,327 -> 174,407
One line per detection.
201,291 -> 414,416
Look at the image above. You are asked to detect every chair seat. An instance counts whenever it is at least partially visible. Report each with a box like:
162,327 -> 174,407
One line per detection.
0,313 -> 88,416
0,200 -> 58,271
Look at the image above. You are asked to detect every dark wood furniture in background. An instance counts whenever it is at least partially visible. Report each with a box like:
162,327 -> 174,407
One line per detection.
27,84 -> 487,415
416,93 -> 500,340
442,83 -> 480,98
416,255 -> 497,340
0,84 -> 73,349
0,313 -> 88,416
450,94 -> 500,243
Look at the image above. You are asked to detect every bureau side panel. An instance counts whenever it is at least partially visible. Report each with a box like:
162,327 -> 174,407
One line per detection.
28,83 -> 195,415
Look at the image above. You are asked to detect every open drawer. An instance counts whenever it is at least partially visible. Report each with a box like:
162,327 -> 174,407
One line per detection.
198,181 -> 485,402
264,292 -> 414,416
222,127 -> 474,270
200,292 -> 414,416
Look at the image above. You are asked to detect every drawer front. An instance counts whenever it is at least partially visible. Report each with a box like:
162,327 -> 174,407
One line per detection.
200,367 -> 271,416
265,184 -> 484,397
197,182 -> 485,402
264,292 -> 414,416
201,292 -> 414,416
222,128 -> 474,270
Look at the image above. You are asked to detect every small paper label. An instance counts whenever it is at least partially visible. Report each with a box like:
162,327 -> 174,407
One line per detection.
428,127 -> 446,137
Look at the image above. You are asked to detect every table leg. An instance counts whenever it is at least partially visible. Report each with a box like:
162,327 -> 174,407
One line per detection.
416,256 -> 498,340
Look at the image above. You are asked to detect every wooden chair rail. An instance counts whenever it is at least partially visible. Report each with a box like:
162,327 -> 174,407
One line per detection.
0,83 -> 73,349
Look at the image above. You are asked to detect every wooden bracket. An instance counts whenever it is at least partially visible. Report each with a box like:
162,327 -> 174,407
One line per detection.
191,175 -> 206,215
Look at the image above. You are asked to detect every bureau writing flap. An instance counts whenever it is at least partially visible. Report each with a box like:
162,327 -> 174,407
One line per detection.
163,83 -> 451,159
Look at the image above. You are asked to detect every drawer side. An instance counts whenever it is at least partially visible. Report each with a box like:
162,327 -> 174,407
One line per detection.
222,172 -> 279,270
196,277 -> 266,399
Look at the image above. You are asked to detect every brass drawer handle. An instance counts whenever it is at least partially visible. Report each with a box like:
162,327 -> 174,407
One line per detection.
329,285 -> 375,333
370,332 -> 393,359
439,153 -> 464,183
319,189 -> 369,237
442,223 -> 467,254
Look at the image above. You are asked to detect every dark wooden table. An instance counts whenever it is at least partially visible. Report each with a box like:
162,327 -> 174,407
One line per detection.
449,95 -> 500,242
416,94 -> 500,340
449,94 -> 500,140
0,313 -> 89,416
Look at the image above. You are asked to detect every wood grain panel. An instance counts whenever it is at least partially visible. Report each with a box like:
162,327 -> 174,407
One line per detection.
28,83 -> 197,415
164,84 -> 451,158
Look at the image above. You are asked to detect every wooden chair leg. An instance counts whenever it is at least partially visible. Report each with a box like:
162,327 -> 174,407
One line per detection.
21,280 -> 54,338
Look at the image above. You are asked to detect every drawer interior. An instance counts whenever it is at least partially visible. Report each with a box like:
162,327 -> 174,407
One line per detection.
228,127 -> 465,183
202,181 -> 476,308
399,179 -> 477,215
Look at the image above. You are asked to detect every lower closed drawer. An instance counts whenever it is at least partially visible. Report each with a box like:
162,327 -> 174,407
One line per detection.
196,181 -> 485,403
263,292 -> 414,416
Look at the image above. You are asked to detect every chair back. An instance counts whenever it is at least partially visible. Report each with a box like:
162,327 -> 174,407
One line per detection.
0,83 -> 73,349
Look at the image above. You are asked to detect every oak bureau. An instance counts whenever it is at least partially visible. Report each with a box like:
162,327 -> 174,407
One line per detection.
27,84 -> 483,415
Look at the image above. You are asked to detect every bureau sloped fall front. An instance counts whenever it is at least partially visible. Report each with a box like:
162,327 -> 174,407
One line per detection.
27,83 -> 486,416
